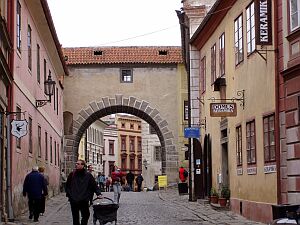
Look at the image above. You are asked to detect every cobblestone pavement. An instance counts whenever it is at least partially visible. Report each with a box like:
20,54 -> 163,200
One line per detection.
9,188 -> 266,225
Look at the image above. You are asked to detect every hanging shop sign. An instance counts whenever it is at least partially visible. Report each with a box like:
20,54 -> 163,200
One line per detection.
255,0 -> 272,45
11,119 -> 28,138
210,103 -> 237,117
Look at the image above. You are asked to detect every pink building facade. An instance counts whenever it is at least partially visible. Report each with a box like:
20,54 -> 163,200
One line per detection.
10,0 -> 67,217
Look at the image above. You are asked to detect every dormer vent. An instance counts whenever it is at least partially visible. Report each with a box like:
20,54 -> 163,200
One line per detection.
94,50 -> 103,56
158,50 -> 168,55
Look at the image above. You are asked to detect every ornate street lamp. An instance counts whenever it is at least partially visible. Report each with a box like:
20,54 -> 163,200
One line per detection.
36,74 -> 56,108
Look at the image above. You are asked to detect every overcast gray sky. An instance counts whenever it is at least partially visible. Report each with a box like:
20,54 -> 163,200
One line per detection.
48,0 -> 183,47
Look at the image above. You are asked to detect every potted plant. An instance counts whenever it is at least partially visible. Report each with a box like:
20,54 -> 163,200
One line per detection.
210,187 -> 219,204
219,186 -> 230,207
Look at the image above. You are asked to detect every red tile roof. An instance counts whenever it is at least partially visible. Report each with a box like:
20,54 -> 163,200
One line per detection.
63,46 -> 183,65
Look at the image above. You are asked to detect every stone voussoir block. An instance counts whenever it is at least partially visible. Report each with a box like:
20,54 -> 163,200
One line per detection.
109,98 -> 116,106
140,101 -> 149,111
159,120 -> 168,128
163,131 -> 174,140
85,107 -> 94,117
134,100 -> 141,109
97,101 -> 105,110
76,115 -> 85,124
89,101 -> 99,112
78,109 -> 90,120
165,139 -> 173,146
153,115 -> 162,124
145,106 -> 153,115
161,126 -> 169,134
129,96 -> 137,107
150,108 -> 159,117
115,94 -> 123,105
123,98 -> 129,106
102,97 -> 110,107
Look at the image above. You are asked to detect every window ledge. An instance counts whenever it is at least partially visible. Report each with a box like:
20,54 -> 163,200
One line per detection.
287,28 -> 300,42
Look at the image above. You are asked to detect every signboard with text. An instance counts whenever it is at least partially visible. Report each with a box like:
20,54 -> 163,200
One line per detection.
184,127 -> 200,138
255,0 -> 272,45
210,103 -> 237,117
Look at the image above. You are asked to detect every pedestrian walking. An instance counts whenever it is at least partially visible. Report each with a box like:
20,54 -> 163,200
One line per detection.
97,172 -> 105,192
136,174 -> 144,192
111,167 -> 126,204
66,159 -> 102,225
23,166 -> 48,222
126,170 -> 134,191
179,166 -> 188,183
60,169 -> 67,192
38,166 -> 49,216
105,177 -> 111,192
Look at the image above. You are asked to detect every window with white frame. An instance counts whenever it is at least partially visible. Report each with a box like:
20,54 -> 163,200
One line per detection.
246,120 -> 256,164
246,2 -> 255,54
200,56 -> 206,93
290,0 -> 300,31
211,43 -> 216,83
45,132 -> 48,160
37,44 -> 40,83
28,117 -> 33,154
219,33 -> 225,77
263,114 -> 275,162
120,69 -> 133,83
27,25 -> 32,70
234,14 -> 244,65
16,0 -> 21,52
236,125 -> 242,166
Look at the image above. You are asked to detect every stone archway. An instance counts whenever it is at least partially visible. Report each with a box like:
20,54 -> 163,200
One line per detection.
64,94 -> 178,182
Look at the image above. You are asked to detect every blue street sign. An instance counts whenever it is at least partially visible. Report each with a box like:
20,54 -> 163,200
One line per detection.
184,127 -> 200,138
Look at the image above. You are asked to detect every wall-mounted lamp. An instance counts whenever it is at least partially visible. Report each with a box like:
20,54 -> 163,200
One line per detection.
36,75 -> 56,108
143,159 -> 148,170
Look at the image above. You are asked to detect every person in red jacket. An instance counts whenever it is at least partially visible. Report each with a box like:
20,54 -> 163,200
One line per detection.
179,166 -> 188,183
111,167 -> 126,204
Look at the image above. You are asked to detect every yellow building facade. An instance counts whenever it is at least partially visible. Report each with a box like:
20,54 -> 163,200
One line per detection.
190,0 -> 276,223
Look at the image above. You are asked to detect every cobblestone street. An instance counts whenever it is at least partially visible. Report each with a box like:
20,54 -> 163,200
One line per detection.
10,188 -> 266,225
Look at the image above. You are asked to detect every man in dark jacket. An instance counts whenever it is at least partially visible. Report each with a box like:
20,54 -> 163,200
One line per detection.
66,159 -> 101,225
23,166 -> 48,222
136,174 -> 144,192
126,170 -> 134,191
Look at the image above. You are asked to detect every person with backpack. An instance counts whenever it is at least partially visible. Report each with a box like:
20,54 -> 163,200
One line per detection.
179,166 -> 188,183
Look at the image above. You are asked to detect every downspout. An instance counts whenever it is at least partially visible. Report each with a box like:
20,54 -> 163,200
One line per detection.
176,9 -> 194,201
6,0 -> 15,221
274,0 -> 281,204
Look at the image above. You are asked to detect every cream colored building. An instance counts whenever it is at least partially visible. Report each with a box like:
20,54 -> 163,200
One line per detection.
102,115 -> 118,177
188,0 -> 276,223
141,120 -> 162,188
79,120 -> 107,176
116,114 -> 142,176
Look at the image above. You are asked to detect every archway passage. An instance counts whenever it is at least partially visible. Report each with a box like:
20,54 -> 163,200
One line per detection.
64,95 -> 178,182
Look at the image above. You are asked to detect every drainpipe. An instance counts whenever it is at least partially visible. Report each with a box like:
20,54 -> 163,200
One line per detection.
273,0 -> 281,204
6,0 -> 15,220
176,9 -> 194,201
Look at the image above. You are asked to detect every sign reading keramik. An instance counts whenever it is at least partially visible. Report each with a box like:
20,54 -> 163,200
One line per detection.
210,103 -> 237,117
255,0 -> 272,45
